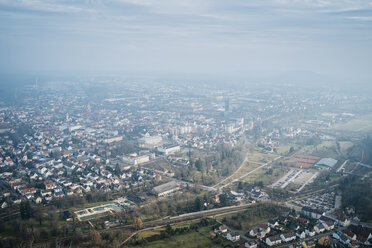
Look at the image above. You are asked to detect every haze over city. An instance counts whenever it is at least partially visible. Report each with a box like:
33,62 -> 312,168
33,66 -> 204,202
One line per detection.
0,1 -> 371,248
0,0 -> 372,85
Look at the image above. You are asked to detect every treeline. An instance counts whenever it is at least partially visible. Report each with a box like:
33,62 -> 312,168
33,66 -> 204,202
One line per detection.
50,191 -> 114,209
339,176 -> 372,222
139,191 -> 231,219
347,136 -> 372,164
222,203 -> 289,230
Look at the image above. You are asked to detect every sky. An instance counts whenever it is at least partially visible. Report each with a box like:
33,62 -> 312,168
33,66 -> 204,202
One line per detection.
0,0 -> 372,83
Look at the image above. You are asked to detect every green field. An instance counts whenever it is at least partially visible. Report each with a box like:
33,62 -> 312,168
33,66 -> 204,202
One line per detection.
130,226 -> 236,248
330,114 -> 372,132
216,203 -> 289,232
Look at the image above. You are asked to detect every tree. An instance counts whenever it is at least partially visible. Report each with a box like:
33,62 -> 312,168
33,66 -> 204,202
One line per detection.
133,217 -> 143,230
195,159 -> 203,171
194,197 -> 203,211
88,230 -> 102,246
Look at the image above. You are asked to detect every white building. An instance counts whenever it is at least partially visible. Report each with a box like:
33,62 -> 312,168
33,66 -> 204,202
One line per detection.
158,144 -> 181,155
152,181 -> 180,197
122,153 -> 150,165
266,235 -> 282,246
103,136 -> 123,144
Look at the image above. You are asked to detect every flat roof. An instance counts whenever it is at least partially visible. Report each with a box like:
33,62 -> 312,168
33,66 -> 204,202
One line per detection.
316,158 -> 338,167
152,181 -> 179,194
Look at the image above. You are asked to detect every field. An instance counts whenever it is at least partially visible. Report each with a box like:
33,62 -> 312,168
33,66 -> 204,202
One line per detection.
214,145 -> 281,188
275,143 -> 301,156
241,165 -> 287,186
330,114 -> 372,132
247,148 -> 278,163
129,222 -> 237,248
339,141 -> 353,156
216,203 -> 289,232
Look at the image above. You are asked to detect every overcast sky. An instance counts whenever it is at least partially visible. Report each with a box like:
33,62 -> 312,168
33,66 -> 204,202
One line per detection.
0,0 -> 371,83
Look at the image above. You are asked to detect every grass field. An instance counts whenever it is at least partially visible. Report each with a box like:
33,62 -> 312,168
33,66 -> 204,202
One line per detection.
247,149 -> 277,163
293,140 -> 339,158
275,143 -> 301,156
68,200 -> 115,212
241,165 -> 288,186
330,114 -> 372,132
130,226 -> 236,248
339,141 -> 353,156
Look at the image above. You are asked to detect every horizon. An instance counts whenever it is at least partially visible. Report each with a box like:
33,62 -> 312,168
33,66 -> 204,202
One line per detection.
0,0 -> 371,85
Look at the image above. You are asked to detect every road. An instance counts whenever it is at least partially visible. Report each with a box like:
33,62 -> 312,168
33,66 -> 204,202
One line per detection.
143,166 -> 216,191
336,160 -> 348,173
219,156 -> 282,191
213,153 -> 250,189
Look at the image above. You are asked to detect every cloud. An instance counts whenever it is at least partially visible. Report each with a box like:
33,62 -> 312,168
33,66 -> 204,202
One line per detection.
348,16 -> 372,21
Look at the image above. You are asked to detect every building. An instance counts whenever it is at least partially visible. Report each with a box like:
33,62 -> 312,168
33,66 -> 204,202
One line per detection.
243,241 -> 257,248
103,136 -> 123,144
266,235 -> 282,246
226,232 -> 240,242
315,158 -> 337,168
302,206 -> 325,219
122,153 -> 150,165
158,144 -> 181,155
339,215 -> 351,227
138,135 -> 162,148
152,181 -> 180,197
280,232 -> 297,242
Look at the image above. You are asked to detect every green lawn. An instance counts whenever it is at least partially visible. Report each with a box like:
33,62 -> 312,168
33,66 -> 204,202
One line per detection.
68,200 -> 114,212
330,114 -> 372,132
130,226 -> 236,248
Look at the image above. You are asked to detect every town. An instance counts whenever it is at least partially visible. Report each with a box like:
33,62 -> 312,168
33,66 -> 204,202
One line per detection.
0,79 -> 371,247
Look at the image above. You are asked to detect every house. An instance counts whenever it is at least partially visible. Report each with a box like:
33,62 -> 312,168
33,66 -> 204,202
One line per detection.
319,216 -> 336,230
19,187 -> 37,196
259,224 -> 271,234
243,241 -> 257,248
314,223 -> 326,233
1,201 -> 8,208
34,196 -> 42,204
318,236 -> 331,246
343,229 -> 357,240
322,221 -> 335,230
278,215 -> 289,224
356,235 -> 371,246
296,229 -> 306,239
333,232 -> 351,245
288,221 -> 300,231
266,235 -> 282,246
268,218 -> 279,228
226,232 -> 240,242
280,232 -> 297,242
249,228 -> 258,237
63,210 -> 73,221
219,224 -> 228,233
250,225 -> 270,238
305,228 -> 316,237
348,225 -> 372,242
45,181 -> 57,190
302,241 -> 316,248
298,217 -> 310,225
301,206 -> 325,219
350,240 -> 360,248
339,215 -> 351,227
